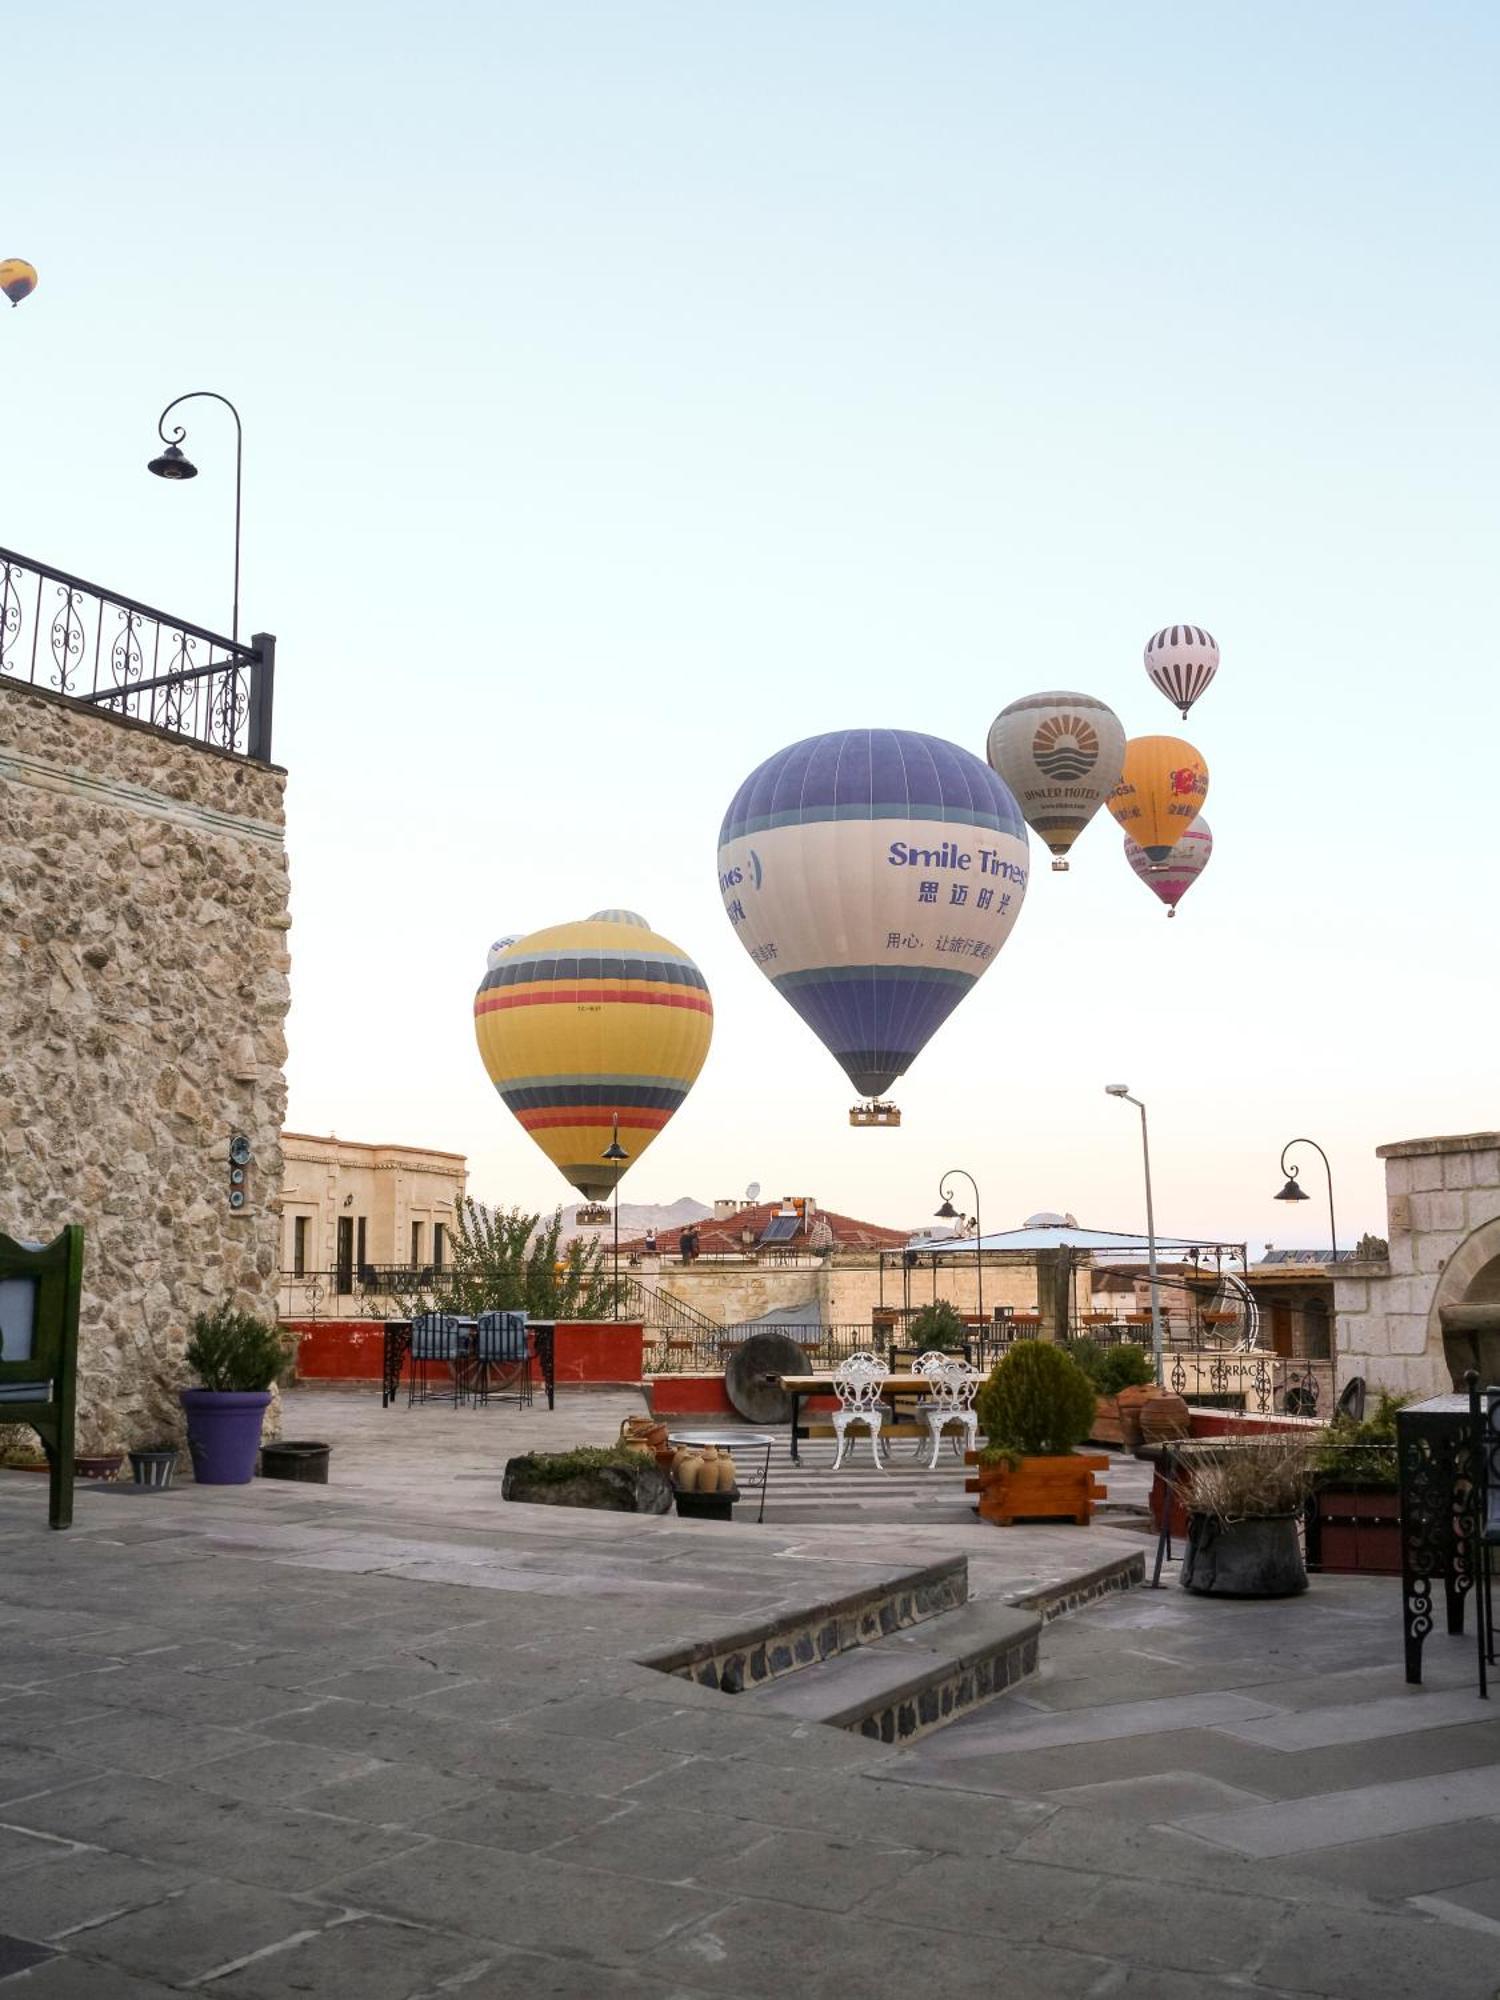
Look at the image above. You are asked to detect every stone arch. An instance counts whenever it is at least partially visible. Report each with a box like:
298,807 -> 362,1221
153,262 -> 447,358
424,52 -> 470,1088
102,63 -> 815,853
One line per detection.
1426,1214 -> 1500,1358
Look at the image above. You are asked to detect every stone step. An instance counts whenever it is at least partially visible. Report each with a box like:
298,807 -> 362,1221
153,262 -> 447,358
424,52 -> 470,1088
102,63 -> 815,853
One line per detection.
734,1598 -> 1041,1745
636,1553 -> 968,1696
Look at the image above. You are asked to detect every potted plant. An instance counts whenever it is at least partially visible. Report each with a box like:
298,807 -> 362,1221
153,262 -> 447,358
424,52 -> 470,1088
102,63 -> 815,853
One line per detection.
180,1303 -> 291,1486
1176,1434 -> 1317,1597
905,1300 -> 969,1355
967,1340 -> 1108,1524
73,1429 -> 125,1481
1307,1390 -> 1407,1576
1074,1341 -> 1156,1446
128,1442 -> 180,1491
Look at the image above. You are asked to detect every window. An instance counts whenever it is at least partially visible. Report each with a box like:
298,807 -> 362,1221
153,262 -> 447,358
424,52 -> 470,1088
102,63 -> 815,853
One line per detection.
293,1216 -> 309,1278
356,1216 -> 368,1279
433,1223 -> 446,1270
336,1216 -> 354,1294
411,1220 -> 424,1266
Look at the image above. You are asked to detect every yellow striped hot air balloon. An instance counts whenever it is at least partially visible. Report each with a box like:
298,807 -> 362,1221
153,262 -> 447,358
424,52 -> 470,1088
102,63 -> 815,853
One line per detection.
0,260 -> 37,307
473,910 -> 713,1199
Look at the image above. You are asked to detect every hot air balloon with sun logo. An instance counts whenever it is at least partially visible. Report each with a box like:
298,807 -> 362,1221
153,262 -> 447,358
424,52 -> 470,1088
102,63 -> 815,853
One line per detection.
1144,624 -> 1218,718
1107,735 -> 1209,865
1124,815 -> 1212,917
717,728 -> 1029,1125
986,692 -> 1125,872
473,910 -> 712,1204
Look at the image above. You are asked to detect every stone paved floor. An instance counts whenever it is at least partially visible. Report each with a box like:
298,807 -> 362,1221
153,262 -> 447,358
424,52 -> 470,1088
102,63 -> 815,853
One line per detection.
2,1425 -> 1499,1997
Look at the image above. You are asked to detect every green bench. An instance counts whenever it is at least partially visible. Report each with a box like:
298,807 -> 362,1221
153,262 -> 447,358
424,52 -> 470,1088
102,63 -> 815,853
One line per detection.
0,1227 -> 84,1530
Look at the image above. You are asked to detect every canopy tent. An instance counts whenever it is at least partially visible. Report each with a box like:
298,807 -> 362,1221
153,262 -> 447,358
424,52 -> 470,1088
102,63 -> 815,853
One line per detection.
920,1223 -> 1245,1259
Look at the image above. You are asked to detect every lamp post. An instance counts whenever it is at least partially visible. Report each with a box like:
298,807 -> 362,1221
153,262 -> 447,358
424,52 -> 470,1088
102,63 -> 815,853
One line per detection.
1274,1138 -> 1338,1268
935,1169 -> 982,1329
601,1116 -> 629,1321
1106,1086 -> 1163,1385
147,391 -> 244,644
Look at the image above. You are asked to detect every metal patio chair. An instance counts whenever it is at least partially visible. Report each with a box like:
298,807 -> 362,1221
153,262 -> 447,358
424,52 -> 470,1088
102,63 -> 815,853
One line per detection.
408,1312 -> 465,1407
830,1352 -> 886,1472
473,1311 -> 531,1409
913,1350 -> 980,1469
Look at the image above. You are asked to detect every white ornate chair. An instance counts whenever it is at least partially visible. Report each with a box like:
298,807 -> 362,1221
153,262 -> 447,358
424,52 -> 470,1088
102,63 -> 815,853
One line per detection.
914,1350 -> 979,1470
830,1351 -> 886,1471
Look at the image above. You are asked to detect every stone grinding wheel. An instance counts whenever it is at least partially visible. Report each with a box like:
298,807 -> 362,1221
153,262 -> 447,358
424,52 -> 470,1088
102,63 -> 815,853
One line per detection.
725,1332 -> 812,1424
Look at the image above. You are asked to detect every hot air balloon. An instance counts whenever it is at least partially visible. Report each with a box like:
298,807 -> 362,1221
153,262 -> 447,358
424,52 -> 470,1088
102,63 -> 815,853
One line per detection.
1107,735 -> 1209,865
0,260 -> 37,308
1125,816 -> 1212,917
1144,624 -> 1218,717
717,729 -> 1029,1114
986,691 -> 1125,872
474,910 -> 712,1200
486,935 -> 521,971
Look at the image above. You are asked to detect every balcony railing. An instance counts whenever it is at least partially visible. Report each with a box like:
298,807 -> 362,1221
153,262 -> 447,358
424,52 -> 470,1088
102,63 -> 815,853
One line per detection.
0,546 -> 275,763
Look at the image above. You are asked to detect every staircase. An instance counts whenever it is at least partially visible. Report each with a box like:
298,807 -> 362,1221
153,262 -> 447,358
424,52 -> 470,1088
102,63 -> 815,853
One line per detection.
639,1549 -> 1141,1746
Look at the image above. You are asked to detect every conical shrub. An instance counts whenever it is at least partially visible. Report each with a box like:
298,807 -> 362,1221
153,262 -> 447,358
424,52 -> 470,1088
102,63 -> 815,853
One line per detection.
976,1339 -> 1097,1457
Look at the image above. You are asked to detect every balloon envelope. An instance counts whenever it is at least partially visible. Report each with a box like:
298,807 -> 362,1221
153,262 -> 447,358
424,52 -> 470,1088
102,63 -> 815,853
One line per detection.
1108,735 -> 1209,864
1144,623 -> 1218,717
986,691 -> 1125,870
474,910 -> 713,1199
717,729 -> 1029,1098
0,260 -> 36,307
1125,815 -> 1212,916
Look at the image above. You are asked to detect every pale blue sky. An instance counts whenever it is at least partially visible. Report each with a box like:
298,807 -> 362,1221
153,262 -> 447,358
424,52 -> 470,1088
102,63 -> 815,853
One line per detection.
7,2 -> 1495,1248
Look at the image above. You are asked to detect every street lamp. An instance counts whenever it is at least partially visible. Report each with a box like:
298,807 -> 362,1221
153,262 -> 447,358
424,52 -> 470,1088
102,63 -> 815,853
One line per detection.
147,391 -> 244,644
1106,1085 -> 1163,1384
1274,1138 -> 1338,1268
935,1170 -> 983,1328
601,1115 -> 629,1321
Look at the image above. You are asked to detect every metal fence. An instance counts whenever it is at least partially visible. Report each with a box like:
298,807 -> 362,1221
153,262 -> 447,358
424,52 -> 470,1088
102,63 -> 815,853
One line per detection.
278,1267 -> 461,1321
0,546 -> 275,762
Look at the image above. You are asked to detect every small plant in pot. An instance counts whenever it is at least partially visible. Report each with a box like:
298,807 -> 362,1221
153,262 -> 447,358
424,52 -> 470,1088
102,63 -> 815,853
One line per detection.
970,1340 -> 1108,1525
180,1303 -> 292,1487
905,1300 -> 969,1355
1308,1389 -> 1407,1576
1176,1434 -> 1317,1597
128,1441 -> 180,1491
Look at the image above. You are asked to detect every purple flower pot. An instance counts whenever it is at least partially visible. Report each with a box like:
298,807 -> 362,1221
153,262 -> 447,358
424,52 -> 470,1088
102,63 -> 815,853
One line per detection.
179,1389 -> 273,1485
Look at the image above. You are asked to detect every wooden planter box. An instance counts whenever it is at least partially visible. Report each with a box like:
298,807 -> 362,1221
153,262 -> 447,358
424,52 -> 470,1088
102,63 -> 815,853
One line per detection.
965,1451 -> 1109,1525
1306,1487 -> 1402,1576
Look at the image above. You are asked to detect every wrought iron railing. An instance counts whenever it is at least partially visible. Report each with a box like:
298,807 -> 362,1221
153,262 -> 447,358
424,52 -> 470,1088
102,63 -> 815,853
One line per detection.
277,1267 -> 460,1321
0,546 -> 275,762
614,1276 -> 723,1341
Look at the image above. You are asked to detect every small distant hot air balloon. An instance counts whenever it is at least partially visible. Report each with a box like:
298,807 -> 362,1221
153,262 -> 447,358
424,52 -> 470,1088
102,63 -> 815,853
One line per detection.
474,910 -> 712,1200
1144,624 -> 1218,717
486,935 -> 521,971
717,729 -> 1029,1115
0,260 -> 37,308
1108,735 -> 1209,865
1125,816 -> 1212,917
986,691 -> 1125,872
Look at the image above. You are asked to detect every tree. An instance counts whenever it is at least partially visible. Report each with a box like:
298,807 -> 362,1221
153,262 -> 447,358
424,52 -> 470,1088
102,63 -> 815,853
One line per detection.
396,1198 -> 617,1321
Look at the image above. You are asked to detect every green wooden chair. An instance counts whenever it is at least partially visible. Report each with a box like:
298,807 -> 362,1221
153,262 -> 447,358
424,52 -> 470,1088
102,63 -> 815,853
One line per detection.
0,1227 -> 84,1530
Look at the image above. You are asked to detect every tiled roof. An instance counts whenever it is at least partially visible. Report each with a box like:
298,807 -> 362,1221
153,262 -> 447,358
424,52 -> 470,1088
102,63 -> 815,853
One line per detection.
616,1202 -> 908,1256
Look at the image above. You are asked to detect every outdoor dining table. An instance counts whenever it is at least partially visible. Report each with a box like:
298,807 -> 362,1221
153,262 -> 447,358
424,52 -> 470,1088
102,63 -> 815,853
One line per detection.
773,1371 -> 972,1463
381,1318 -> 556,1411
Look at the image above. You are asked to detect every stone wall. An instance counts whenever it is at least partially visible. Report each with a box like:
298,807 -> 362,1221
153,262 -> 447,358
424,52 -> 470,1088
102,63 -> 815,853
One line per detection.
647,1253 -> 1042,1329
1333,1132 -> 1500,1399
0,679 -> 291,1454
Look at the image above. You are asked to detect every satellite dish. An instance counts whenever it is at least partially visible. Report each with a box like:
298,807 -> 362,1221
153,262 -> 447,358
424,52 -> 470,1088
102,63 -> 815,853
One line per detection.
746,1181 -> 761,1202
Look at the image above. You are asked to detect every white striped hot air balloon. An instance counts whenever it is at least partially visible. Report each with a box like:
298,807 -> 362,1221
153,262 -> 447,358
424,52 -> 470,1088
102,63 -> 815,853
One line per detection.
1144,624 -> 1218,718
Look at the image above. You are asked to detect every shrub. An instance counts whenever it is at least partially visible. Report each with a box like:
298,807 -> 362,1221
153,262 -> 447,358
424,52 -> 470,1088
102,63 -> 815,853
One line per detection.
907,1300 -> 968,1351
976,1340 -> 1097,1458
1313,1388 -> 1408,1489
505,1445 -> 650,1485
1177,1434 -> 1318,1524
1071,1339 -> 1155,1394
185,1303 -> 292,1393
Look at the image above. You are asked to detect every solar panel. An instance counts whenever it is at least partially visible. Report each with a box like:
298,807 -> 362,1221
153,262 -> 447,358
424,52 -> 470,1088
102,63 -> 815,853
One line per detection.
759,1214 -> 799,1244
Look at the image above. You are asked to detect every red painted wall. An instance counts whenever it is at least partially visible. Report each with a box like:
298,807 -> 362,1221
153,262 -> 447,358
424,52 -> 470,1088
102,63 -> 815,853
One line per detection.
290,1319 -> 647,1387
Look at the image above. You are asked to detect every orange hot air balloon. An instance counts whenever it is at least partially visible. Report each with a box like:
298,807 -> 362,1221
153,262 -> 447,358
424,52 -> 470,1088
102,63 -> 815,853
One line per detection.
0,260 -> 37,308
1107,735 -> 1209,865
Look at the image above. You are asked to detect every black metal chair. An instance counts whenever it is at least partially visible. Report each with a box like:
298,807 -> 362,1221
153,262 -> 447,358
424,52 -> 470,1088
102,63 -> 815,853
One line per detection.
0,1227 -> 84,1530
408,1312 -> 464,1406
472,1311 -> 530,1408
1470,1378 -> 1500,1692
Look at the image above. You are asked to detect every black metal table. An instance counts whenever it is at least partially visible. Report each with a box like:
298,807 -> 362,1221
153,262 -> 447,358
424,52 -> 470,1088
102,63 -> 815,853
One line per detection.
381,1319 -> 556,1412
1396,1391 -> 1483,1685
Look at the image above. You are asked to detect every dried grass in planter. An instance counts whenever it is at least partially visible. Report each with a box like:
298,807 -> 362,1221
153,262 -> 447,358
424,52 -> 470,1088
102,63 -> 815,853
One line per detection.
1174,1434 -> 1318,1525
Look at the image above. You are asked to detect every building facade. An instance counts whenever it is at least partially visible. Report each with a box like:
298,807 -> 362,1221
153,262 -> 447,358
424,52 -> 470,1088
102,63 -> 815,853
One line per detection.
278,1133 -> 467,1309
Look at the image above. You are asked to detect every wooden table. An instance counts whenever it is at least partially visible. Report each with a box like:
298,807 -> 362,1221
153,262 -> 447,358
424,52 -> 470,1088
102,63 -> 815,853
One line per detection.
775,1372 -> 971,1462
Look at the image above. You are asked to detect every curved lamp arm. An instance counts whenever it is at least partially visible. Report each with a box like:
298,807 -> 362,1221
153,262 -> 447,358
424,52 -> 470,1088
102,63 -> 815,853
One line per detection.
1280,1137 -> 1338,1266
938,1168 -> 983,1327
155,391 -> 243,644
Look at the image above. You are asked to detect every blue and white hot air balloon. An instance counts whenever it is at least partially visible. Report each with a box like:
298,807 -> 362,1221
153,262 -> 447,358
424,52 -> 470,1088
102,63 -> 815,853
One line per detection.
717,729 -> 1030,1112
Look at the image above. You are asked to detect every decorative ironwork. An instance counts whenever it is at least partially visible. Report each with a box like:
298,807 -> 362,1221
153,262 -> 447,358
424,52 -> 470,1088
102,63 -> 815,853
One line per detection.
1397,1394 -> 1482,1685
0,545 -> 274,763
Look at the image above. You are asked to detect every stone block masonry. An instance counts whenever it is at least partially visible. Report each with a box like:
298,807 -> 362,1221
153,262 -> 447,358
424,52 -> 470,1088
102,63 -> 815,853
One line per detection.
0,679 -> 290,1452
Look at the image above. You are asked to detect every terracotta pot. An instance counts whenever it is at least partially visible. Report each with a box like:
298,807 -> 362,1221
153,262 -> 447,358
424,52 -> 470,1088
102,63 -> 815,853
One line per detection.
1114,1385 -> 1155,1449
1090,1396 -> 1125,1447
1138,1392 -> 1192,1446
